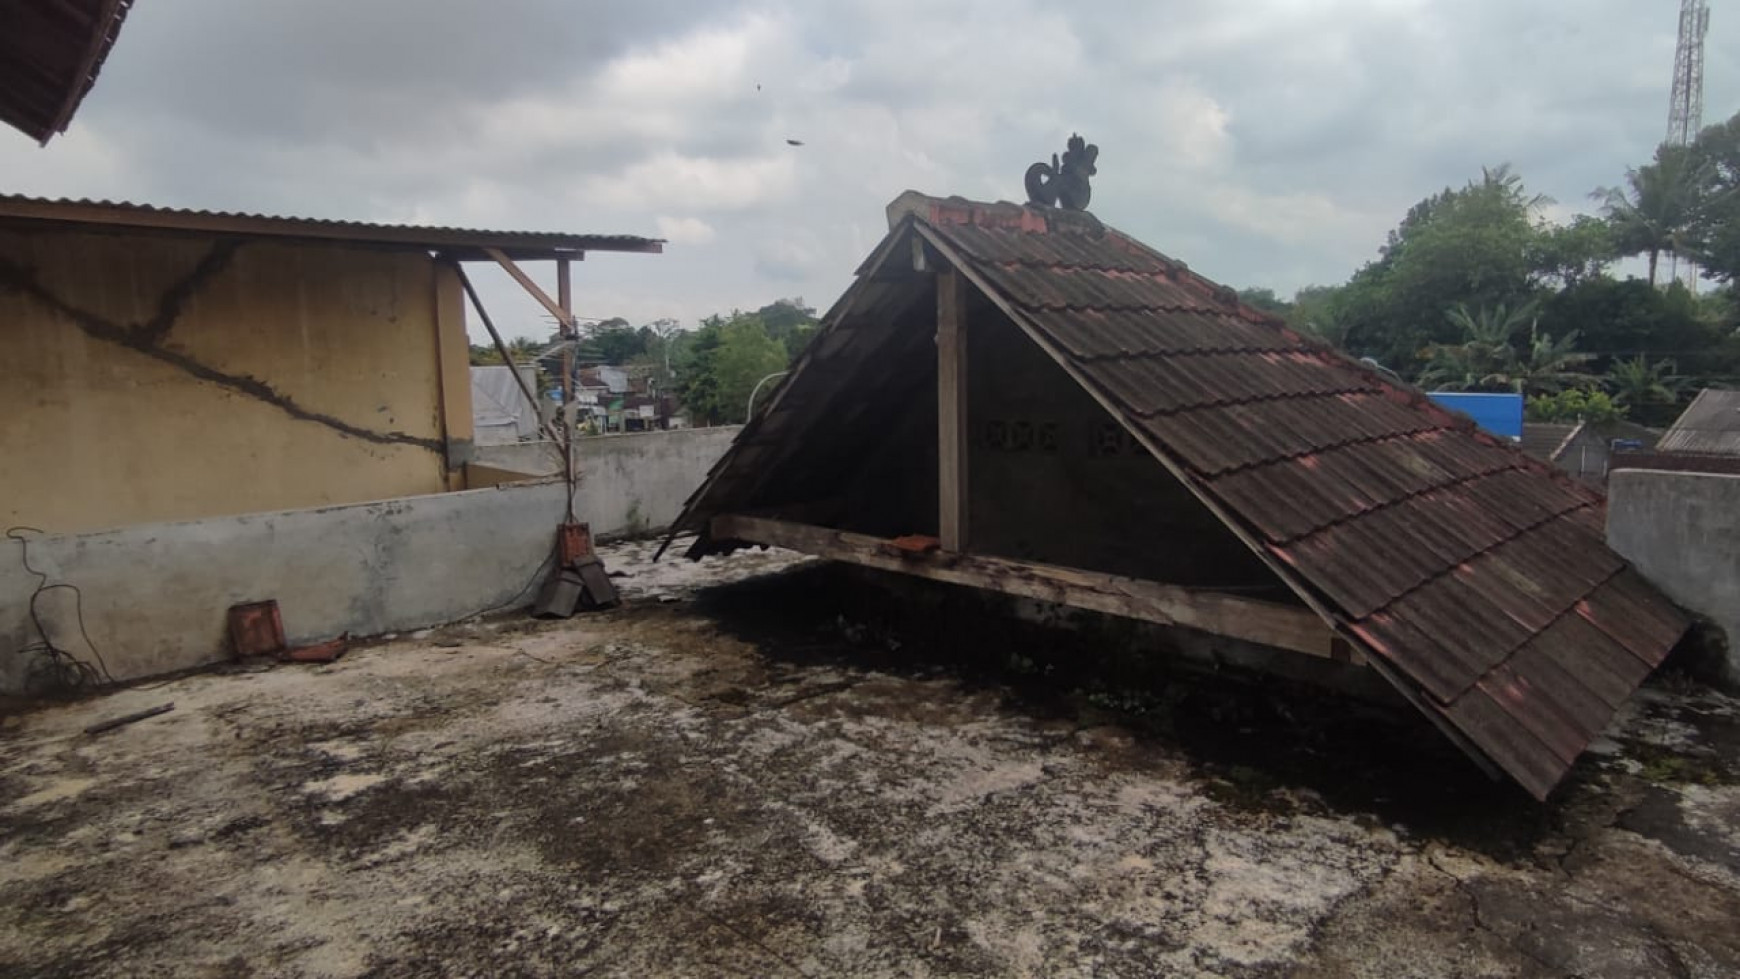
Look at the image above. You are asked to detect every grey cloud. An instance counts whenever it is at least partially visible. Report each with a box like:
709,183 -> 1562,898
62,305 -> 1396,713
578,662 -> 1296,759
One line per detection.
91,1 -> 718,141
3,0 -> 1731,339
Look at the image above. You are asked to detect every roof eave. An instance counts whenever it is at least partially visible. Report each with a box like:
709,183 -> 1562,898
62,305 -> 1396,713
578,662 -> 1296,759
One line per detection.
42,0 -> 129,144
0,197 -> 663,258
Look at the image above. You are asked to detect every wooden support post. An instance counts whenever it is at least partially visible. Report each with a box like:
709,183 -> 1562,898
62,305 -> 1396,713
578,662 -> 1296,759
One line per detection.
557,257 -> 577,522
709,515 -> 1348,661
557,258 -> 573,333
431,261 -> 474,489
937,266 -> 969,552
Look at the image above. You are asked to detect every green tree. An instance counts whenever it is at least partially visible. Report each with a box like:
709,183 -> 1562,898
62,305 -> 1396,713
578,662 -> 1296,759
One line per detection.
1420,302 -> 1534,392
1537,278 -> 1733,381
470,336 -> 542,366
1690,111 -> 1740,284
674,313 -> 791,424
1285,285 -> 1351,348
1237,287 -> 1291,316
1526,388 -> 1621,424
754,298 -> 820,359
1592,144 -> 1713,287
1338,165 -> 1547,373
590,324 -> 648,365
630,318 -> 686,395
1420,301 -> 1589,395
1529,215 -> 1617,288
1605,355 -> 1686,423
1512,324 -> 1593,395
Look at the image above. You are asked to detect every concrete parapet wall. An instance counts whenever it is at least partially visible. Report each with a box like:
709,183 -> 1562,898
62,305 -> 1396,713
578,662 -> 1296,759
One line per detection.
1607,469 -> 1740,685
474,426 -> 740,537
1,480 -> 569,694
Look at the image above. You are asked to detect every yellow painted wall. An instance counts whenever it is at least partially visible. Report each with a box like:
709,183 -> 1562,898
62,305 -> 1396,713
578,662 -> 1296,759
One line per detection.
0,226 -> 473,533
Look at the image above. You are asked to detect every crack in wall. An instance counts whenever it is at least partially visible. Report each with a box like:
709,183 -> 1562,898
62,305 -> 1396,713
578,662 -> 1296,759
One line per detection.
0,244 -> 443,453
136,239 -> 242,345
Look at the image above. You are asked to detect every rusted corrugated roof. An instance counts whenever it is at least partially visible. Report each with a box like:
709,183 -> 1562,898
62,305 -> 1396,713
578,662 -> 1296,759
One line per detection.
1521,422 -> 1580,462
1657,388 -> 1740,457
672,193 -> 1689,800
0,195 -> 664,260
0,0 -> 134,144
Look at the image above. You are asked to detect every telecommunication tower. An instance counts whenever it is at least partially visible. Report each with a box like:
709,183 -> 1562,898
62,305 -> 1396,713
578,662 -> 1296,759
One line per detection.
1667,0 -> 1711,289
1667,0 -> 1711,147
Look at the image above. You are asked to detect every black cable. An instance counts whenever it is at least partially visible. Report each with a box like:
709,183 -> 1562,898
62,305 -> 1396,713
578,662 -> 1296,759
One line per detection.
7,526 -> 115,694
455,540 -> 560,623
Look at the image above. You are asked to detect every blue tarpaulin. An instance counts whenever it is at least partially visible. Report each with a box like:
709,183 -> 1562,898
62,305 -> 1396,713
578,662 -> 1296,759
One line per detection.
1426,392 -> 1524,440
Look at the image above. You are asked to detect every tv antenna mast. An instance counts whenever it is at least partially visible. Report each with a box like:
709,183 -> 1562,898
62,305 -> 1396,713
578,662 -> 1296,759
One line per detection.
1666,0 -> 1711,290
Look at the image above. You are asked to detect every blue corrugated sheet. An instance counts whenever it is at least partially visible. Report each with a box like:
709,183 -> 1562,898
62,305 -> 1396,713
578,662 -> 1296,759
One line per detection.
1427,392 -> 1524,440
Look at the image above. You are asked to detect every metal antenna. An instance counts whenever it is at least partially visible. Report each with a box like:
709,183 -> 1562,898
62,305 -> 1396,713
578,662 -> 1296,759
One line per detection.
1667,0 -> 1711,291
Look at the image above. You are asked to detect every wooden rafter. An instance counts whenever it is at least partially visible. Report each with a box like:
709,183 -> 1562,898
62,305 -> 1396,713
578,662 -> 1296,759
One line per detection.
710,515 -> 1348,661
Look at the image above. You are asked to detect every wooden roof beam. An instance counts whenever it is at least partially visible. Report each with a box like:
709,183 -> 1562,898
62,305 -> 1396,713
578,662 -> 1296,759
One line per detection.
710,514 -> 1347,661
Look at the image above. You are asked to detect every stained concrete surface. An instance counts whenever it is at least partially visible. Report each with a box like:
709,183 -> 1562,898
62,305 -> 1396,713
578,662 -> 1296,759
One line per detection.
3,539 -> 1739,978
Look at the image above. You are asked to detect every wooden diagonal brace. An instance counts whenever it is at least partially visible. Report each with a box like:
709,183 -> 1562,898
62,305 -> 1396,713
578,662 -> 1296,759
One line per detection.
485,247 -> 578,333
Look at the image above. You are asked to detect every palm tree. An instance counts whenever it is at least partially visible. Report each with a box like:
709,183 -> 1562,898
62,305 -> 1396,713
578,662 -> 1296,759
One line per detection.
1511,325 -> 1593,395
1443,301 -> 1536,347
1605,355 -> 1685,411
1592,145 -> 1712,286
1420,302 -> 1533,391
1420,301 -> 1588,395
1479,163 -> 1553,212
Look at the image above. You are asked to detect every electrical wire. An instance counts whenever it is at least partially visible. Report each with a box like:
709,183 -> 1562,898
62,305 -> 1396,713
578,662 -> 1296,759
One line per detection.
8,524 -> 562,695
454,540 -> 561,623
7,526 -> 115,695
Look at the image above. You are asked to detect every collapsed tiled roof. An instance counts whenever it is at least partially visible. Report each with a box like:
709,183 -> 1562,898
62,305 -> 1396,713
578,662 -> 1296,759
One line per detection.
674,193 -> 1689,800
1,0 -> 134,144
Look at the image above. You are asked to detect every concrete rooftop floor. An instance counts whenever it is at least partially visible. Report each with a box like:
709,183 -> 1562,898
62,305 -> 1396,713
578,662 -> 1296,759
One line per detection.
3,539 -> 1739,978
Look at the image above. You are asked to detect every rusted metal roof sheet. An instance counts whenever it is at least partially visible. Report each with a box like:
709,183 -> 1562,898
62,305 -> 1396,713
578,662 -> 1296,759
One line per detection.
0,0 -> 134,144
0,195 -> 664,260
1520,422 -> 1580,462
671,193 -> 1689,799
1657,388 -> 1740,457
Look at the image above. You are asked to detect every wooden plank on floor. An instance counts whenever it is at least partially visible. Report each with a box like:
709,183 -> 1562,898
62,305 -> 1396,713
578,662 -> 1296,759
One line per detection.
710,514 -> 1347,661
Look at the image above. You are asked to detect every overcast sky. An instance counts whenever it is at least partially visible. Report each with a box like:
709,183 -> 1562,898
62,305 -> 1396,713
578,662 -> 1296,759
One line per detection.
4,1 -> 1736,341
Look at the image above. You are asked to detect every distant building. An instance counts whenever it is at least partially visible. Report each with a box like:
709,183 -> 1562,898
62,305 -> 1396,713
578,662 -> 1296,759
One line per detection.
1521,420 -> 1660,486
572,365 -> 679,432
1657,389 -> 1740,458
